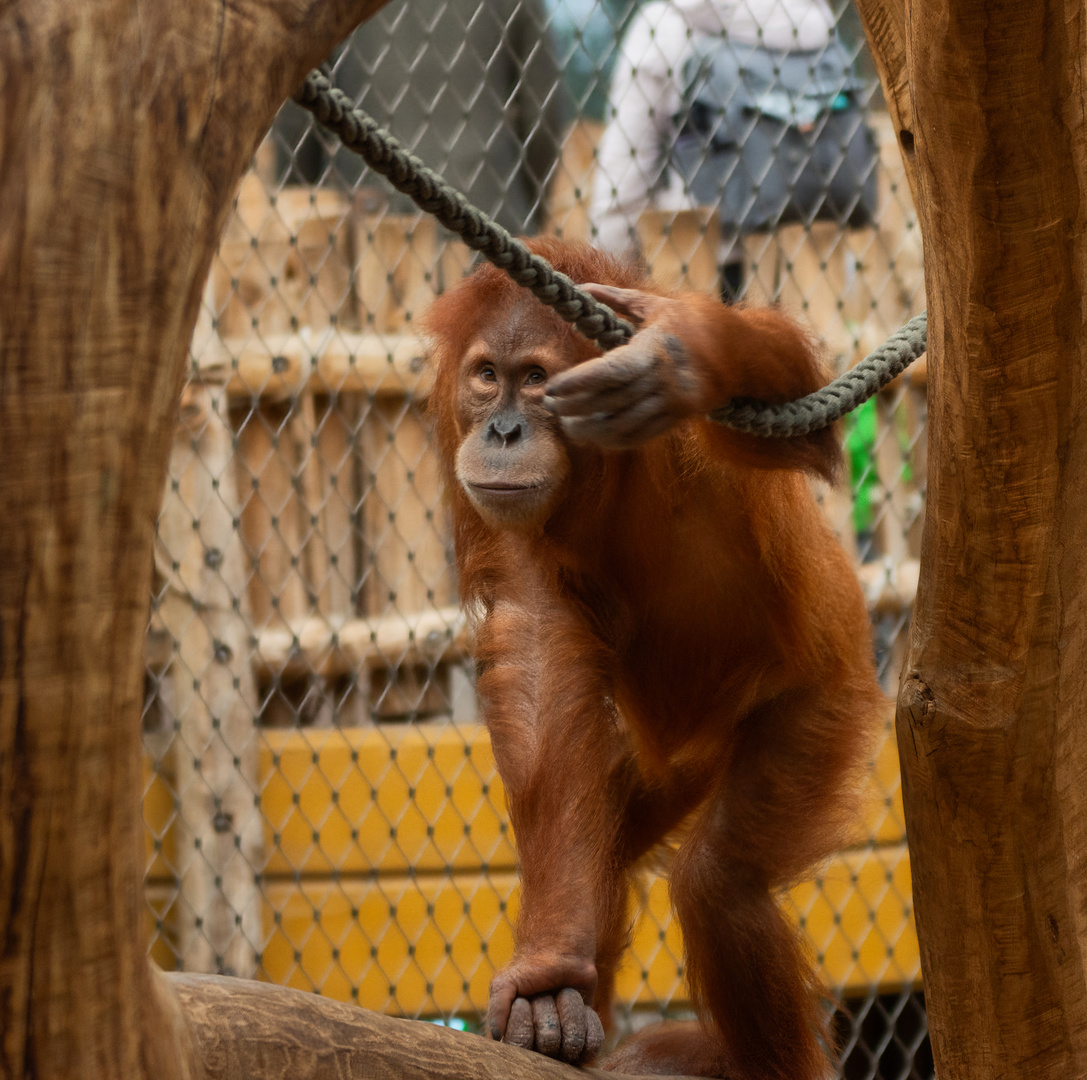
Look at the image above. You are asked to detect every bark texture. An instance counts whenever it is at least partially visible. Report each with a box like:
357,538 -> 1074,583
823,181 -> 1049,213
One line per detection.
169,973 -> 697,1080
0,3 -> 385,1078
856,1 -> 1087,1077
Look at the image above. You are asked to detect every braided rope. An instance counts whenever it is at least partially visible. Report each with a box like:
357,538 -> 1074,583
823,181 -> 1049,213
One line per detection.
293,70 -> 634,350
709,312 -> 928,436
293,68 -> 927,435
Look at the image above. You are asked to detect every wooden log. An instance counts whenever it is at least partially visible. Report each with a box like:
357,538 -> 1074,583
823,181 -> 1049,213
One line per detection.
637,208 -> 722,294
212,179 -> 356,338
312,394 -> 361,618
199,330 -> 429,401
354,211 -> 441,335
155,383 -> 264,978
291,390 -> 329,613
166,971 -> 701,1080
248,559 -> 925,684
0,3 -> 390,1078
234,400 -> 310,630
254,605 -> 467,679
855,1 -> 1087,1077
361,398 -> 455,720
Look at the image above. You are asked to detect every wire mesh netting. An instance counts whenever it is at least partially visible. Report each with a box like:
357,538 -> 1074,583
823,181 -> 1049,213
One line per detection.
142,1 -> 930,1076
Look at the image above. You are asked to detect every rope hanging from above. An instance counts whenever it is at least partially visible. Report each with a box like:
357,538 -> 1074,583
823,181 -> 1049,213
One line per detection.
292,69 -> 927,437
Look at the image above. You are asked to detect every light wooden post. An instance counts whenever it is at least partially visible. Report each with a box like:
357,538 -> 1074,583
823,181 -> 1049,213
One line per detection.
855,1 -> 1087,1076
156,381 -> 263,978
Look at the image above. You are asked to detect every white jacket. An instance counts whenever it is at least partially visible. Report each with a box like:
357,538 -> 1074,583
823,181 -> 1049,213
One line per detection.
589,0 -> 836,253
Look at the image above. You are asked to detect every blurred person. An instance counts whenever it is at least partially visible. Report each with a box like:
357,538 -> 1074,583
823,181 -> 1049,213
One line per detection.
590,0 -> 876,296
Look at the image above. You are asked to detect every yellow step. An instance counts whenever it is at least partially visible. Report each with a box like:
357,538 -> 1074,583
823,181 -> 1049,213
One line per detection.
256,843 -> 918,1016
143,719 -> 917,1010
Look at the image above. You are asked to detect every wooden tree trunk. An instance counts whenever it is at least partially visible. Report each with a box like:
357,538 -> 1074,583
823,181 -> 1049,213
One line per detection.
855,1 -> 1087,1076
0,3 -> 385,1077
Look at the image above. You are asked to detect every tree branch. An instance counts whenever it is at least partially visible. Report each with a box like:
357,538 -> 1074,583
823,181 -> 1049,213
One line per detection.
166,973 -> 701,1080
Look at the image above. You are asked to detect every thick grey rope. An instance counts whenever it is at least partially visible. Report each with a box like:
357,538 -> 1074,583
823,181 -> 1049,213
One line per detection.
709,311 -> 928,436
293,70 -> 634,350
293,68 -> 927,436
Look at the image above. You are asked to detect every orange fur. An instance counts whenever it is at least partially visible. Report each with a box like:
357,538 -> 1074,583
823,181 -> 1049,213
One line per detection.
422,239 -> 884,1080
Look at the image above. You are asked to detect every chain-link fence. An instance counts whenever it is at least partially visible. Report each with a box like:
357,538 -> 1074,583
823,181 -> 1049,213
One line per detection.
142,1 -> 929,1075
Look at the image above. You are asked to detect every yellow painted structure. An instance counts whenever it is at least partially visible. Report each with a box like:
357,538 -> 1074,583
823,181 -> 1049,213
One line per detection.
144,717 -> 919,1015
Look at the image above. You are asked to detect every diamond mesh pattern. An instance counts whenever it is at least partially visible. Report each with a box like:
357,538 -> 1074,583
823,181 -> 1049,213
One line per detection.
143,2 -> 930,1075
